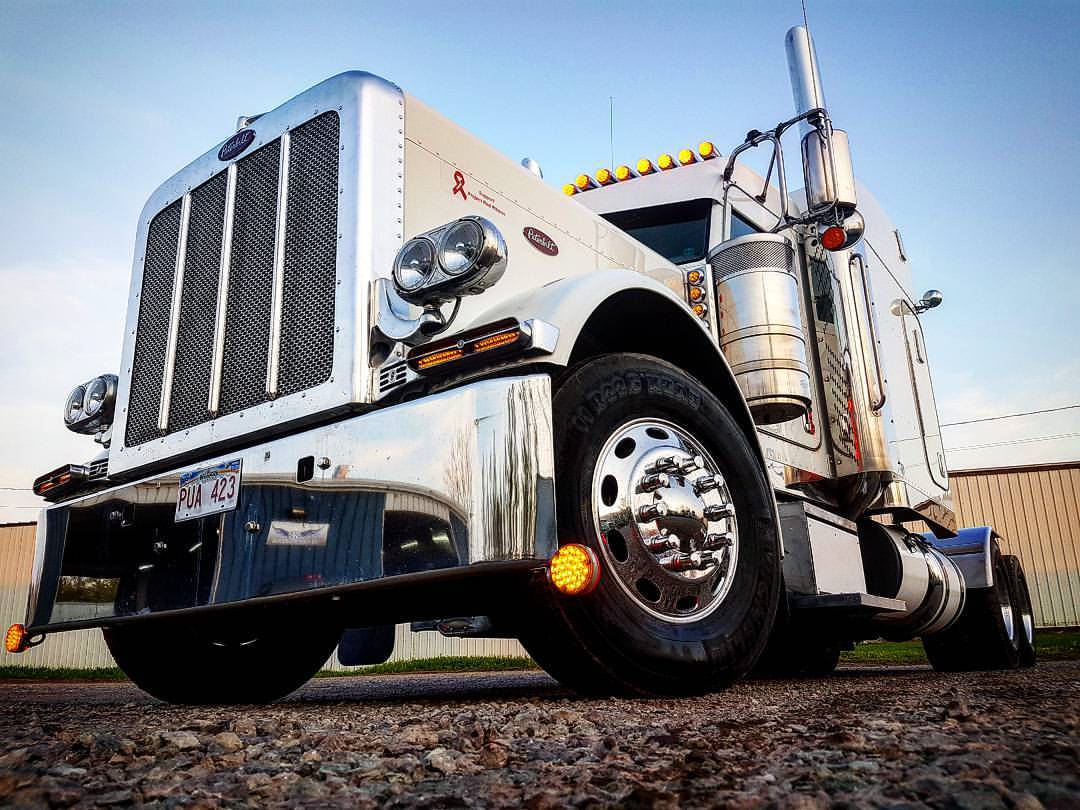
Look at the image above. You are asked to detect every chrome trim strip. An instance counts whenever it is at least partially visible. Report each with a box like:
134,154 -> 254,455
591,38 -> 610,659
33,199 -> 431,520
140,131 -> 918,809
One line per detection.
266,130 -> 291,398
157,192 -> 192,433
208,164 -> 238,416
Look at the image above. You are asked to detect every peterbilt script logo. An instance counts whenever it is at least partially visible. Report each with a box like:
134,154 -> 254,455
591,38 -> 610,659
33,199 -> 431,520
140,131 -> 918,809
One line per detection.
523,226 -> 558,256
218,129 -> 256,162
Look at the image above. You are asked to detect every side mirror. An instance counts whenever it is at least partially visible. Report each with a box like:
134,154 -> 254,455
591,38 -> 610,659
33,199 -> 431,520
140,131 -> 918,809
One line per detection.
915,289 -> 943,313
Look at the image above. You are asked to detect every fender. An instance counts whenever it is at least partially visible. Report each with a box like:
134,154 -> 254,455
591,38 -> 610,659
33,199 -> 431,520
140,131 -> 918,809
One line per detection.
922,526 -> 999,589
460,268 -> 762,461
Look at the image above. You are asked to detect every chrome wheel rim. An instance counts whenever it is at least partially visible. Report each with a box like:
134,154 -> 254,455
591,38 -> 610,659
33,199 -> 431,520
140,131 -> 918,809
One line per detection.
1001,591 -> 1016,643
590,418 -> 739,623
1021,611 -> 1034,645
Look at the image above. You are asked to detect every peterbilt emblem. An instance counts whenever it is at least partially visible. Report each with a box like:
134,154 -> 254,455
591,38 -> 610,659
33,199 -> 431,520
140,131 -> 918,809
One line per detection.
218,129 -> 256,162
523,227 -> 558,256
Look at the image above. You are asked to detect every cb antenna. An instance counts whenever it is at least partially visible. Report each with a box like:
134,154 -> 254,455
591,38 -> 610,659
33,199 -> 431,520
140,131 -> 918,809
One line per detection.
608,96 -> 615,171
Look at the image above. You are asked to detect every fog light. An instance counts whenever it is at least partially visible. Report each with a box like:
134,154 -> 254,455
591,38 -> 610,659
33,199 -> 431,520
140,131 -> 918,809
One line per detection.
5,624 -> 29,654
548,544 -> 600,596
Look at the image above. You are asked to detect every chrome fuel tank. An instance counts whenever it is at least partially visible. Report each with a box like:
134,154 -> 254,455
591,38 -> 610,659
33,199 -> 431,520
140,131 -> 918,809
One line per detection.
709,233 -> 812,425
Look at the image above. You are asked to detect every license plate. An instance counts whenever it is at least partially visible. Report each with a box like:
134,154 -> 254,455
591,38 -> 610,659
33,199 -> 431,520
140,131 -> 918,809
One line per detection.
176,459 -> 242,523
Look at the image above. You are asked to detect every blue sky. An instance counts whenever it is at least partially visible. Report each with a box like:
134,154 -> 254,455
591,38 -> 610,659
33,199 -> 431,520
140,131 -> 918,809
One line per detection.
1,0 -> 1078,518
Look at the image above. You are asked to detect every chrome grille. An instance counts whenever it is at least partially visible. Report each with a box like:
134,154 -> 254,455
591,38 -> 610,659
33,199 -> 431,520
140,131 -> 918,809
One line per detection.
124,112 -> 340,447
126,201 -> 182,447
168,172 -> 227,432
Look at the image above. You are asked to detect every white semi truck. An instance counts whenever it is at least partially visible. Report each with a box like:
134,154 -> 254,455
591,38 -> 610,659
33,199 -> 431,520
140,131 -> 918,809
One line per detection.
7,27 -> 1036,701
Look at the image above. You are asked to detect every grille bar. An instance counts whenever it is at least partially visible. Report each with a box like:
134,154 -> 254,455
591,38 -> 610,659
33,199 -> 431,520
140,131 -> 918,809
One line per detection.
266,130 -> 291,398
157,192 -> 192,434
208,163 -> 238,416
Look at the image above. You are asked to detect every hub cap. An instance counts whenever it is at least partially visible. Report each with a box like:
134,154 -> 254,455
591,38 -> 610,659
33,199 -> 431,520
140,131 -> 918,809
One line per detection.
591,419 -> 739,622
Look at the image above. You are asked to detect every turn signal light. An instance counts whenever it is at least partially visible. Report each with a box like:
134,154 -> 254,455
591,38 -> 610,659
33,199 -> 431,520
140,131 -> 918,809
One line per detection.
5,624 -> 29,654
678,149 -> 697,166
821,225 -> 846,251
407,319 -> 528,375
595,168 -> 615,185
698,141 -> 717,159
615,165 -> 634,181
575,174 -> 595,191
548,544 -> 600,596
562,183 -> 577,196
637,158 -> 655,175
657,153 -> 676,170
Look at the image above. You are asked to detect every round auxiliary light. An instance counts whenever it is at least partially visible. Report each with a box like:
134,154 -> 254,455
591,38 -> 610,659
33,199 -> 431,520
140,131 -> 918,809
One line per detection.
5,623 -> 28,654
615,165 -> 634,181
687,269 -> 704,284
438,219 -> 485,276
83,375 -> 110,418
562,183 -> 577,196
548,544 -> 600,596
657,153 -> 676,170
64,385 -> 86,426
678,148 -> 696,165
689,286 -> 705,302
575,174 -> 594,191
637,158 -> 655,175
820,225 -> 847,251
393,238 -> 436,291
698,141 -> 717,159
692,303 -> 707,317
596,168 -> 615,185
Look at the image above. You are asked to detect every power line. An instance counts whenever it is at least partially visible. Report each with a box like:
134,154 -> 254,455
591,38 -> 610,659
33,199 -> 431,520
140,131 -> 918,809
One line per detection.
942,404 -> 1080,428
946,431 -> 1080,453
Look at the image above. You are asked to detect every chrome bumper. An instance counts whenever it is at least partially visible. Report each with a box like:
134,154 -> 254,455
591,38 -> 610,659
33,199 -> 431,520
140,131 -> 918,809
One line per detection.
26,375 -> 556,631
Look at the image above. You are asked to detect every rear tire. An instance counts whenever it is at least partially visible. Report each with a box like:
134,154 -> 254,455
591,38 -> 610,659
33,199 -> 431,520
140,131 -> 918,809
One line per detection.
1004,555 -> 1036,668
104,609 -> 341,704
519,354 -> 781,696
923,549 -> 1020,671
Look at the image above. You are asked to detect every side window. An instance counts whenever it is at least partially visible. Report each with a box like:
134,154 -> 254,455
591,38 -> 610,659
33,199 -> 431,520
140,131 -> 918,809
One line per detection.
728,211 -> 759,240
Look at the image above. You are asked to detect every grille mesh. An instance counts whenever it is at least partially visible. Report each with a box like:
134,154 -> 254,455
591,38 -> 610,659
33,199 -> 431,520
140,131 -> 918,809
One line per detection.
125,201 -> 182,446
167,172 -> 227,432
710,241 -> 793,280
278,112 -> 339,397
123,112 -> 342,447
218,140 -> 280,417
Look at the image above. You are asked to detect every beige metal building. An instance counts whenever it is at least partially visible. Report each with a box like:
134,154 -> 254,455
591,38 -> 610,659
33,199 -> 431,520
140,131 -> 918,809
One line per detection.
2,461 -> 1077,670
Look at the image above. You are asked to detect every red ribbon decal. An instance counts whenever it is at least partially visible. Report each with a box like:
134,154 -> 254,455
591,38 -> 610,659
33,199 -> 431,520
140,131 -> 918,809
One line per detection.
452,170 -> 467,200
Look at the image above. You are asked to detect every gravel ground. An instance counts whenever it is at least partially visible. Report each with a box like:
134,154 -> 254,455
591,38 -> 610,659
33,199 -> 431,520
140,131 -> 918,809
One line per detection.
0,662 -> 1076,809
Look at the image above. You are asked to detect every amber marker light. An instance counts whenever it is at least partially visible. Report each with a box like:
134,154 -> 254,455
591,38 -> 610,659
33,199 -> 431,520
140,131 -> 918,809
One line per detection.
698,141 -> 717,160
416,347 -> 465,371
689,286 -> 705,302
575,174 -> 596,191
595,168 -> 615,185
820,225 -> 846,251
678,148 -> 697,166
562,183 -> 577,196
615,165 -> 634,181
637,158 -> 656,175
686,269 -> 704,284
548,544 -> 600,596
657,153 -> 676,170
692,303 -> 707,317
5,624 -> 29,654
472,329 -> 521,353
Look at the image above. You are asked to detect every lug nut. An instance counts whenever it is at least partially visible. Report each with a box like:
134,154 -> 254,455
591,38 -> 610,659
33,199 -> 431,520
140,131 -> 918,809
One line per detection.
646,532 -> 680,553
638,473 -> 670,493
678,455 -> 704,475
701,532 -> 734,550
690,550 -> 718,569
694,475 -> 720,495
637,502 -> 669,522
658,551 -> 693,571
646,455 -> 680,475
704,504 -> 734,521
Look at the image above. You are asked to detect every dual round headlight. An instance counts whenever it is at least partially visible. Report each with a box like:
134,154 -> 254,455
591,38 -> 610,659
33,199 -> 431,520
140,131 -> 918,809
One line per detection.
392,216 -> 507,305
64,374 -> 118,434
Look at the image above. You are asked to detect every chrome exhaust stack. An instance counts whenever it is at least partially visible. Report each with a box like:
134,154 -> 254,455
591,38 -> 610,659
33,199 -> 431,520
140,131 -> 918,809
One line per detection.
785,26 -> 859,223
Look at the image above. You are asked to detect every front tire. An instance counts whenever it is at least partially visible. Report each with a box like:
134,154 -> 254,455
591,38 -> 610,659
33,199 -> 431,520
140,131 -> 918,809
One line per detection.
104,609 -> 341,704
520,354 -> 781,695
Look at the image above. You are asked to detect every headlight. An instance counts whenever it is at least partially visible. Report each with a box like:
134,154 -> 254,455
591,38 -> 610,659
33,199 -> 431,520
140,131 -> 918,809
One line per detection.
391,216 -> 507,305
438,220 -> 484,275
64,374 -> 118,435
64,385 -> 86,426
392,238 -> 436,292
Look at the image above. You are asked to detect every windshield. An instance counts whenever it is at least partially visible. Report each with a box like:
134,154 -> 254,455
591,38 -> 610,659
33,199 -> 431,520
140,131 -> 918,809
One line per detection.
602,199 -> 712,264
